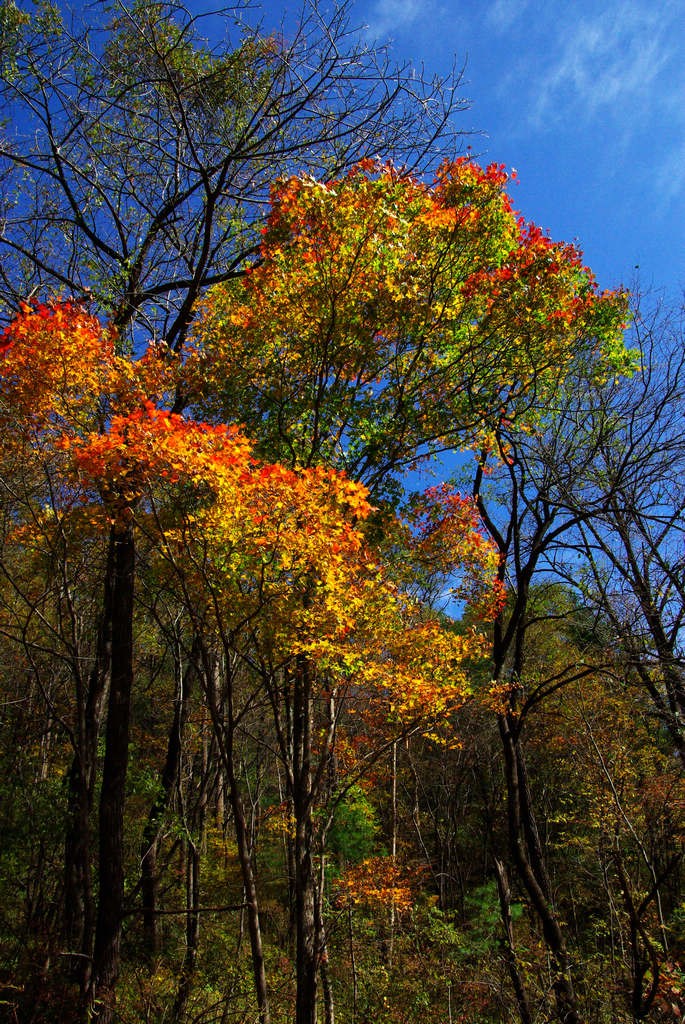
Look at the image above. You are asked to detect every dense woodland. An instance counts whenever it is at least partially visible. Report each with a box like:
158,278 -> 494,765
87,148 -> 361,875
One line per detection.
0,3 -> 683,1023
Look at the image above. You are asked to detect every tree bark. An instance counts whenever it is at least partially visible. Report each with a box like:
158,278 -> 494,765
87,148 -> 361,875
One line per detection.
65,537 -> 114,1001
316,855 -> 334,1024
140,640 -> 195,960
498,710 -> 579,1024
90,524 -> 135,1024
494,856 -> 532,1024
204,650 -> 271,1024
226,755 -> 270,1024
171,839 -> 201,1022
293,656 -> 318,1024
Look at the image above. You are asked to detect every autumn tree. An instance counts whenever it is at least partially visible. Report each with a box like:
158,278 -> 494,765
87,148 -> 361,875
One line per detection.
452,293 -> 681,1024
191,157 -> 631,1023
194,159 -> 629,477
0,0 -> 466,349
0,302 -> 185,1019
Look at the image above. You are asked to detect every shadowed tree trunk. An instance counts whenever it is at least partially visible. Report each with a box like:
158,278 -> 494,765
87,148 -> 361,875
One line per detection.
171,839 -> 201,1021
473,440 -> 581,1024
494,856 -> 532,1024
292,655 -> 318,1024
202,646 -> 271,1024
90,524 -> 135,1024
140,638 -> 197,960
65,537 -> 115,1003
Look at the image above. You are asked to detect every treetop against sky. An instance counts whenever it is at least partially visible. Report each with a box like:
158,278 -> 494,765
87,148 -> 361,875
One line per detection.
252,0 -> 685,302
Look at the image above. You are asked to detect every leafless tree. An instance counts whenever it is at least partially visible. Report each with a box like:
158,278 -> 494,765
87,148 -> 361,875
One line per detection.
538,297 -> 685,755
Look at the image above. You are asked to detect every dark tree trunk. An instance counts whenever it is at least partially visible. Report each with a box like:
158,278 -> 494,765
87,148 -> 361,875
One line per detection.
612,848 -> 662,1021
293,656 -> 318,1024
295,830 -> 317,1024
473,444 -> 581,1024
226,752 -> 271,1024
284,696 -> 297,945
204,649 -> 270,1024
494,856 -> 532,1024
64,762 -> 90,966
171,839 -> 201,1022
140,642 -> 195,959
65,537 -> 114,1001
90,524 -> 135,1024
498,710 -> 579,1024
316,856 -> 334,1024
170,696 -> 211,1015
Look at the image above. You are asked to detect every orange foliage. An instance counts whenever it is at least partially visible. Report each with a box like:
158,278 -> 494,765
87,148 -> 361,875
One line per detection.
332,855 -> 417,914
195,159 -> 631,465
0,301 -> 499,734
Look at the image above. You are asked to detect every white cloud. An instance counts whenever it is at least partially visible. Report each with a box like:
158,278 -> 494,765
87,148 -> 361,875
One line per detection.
486,0 -> 531,31
364,0 -> 424,40
654,139 -> 685,208
530,2 -> 680,127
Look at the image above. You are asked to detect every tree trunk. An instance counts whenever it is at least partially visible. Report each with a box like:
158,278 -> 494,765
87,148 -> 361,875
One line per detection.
141,641 -> 194,959
90,524 -> 135,1024
388,740 -> 397,969
348,903 -> 358,1024
65,537 -> 114,1001
316,855 -> 334,1024
494,856 -> 532,1024
295,826 -> 317,1024
205,650 -> 271,1024
498,711 -> 579,1024
293,656 -> 318,1024
171,839 -> 201,1022
227,758 -> 271,1024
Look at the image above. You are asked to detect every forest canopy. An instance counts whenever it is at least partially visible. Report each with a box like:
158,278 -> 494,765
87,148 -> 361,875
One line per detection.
0,3 -> 683,1024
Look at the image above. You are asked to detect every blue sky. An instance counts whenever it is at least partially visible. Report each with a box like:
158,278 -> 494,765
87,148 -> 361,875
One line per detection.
257,0 -> 685,303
